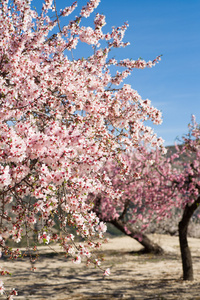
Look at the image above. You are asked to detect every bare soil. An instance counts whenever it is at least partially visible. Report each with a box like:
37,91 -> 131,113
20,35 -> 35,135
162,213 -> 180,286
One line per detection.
2,234 -> 200,299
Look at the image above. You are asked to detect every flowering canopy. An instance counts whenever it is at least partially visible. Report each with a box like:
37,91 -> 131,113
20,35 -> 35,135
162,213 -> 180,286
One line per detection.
91,144 -> 178,233
92,118 -> 200,234
0,0 -> 164,297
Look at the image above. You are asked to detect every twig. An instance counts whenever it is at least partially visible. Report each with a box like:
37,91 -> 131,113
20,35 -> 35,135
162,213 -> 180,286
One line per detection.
53,0 -> 62,33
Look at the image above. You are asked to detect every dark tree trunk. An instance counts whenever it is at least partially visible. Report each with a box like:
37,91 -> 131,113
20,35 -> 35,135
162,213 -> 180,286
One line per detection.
178,196 -> 200,281
110,219 -> 164,254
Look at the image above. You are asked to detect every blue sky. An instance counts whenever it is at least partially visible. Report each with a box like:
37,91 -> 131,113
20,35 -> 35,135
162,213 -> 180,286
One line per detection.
37,0 -> 200,146
90,0 -> 200,146
94,0 -> 200,146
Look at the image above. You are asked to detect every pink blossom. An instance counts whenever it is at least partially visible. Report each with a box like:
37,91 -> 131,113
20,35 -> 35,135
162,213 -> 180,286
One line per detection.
103,268 -> 110,276
73,255 -> 81,264
0,281 -> 4,295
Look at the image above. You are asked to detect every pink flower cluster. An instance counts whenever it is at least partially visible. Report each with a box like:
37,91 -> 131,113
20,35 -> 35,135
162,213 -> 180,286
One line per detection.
60,1 -> 77,17
80,0 -> 101,18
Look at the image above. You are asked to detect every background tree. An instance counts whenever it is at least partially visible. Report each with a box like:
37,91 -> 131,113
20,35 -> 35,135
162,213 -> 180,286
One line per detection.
92,116 -> 200,281
0,0 -> 164,297
173,116 -> 200,280
91,145 -> 176,255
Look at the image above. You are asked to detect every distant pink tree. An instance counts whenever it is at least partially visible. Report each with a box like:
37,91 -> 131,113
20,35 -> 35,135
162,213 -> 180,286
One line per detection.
173,116 -> 200,280
92,145 -> 176,254
0,0 -> 164,297
92,116 -> 200,281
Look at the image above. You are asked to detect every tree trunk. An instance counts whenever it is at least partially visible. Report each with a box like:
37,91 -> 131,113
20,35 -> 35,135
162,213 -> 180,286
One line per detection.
110,219 -> 164,254
178,197 -> 200,280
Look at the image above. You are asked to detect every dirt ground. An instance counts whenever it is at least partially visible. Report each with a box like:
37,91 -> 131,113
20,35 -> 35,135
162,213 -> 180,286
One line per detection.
1,234 -> 200,300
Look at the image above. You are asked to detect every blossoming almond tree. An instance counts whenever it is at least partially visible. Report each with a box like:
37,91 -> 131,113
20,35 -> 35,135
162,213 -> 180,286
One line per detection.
151,118 -> 200,281
172,116 -> 200,280
92,116 -> 200,281
0,0 -> 164,297
91,145 -> 176,255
